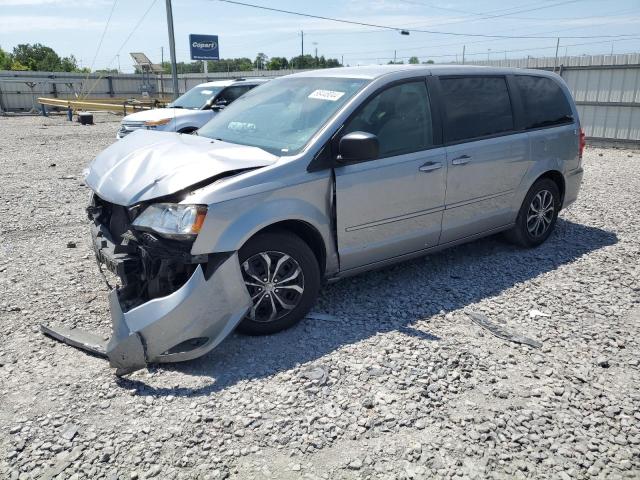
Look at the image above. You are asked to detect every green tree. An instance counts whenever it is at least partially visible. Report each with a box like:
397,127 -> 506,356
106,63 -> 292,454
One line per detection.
59,54 -> 80,72
266,56 -> 289,70
408,56 -> 419,64
12,43 -> 61,71
422,59 -> 435,64
253,53 -> 268,70
0,46 -> 12,70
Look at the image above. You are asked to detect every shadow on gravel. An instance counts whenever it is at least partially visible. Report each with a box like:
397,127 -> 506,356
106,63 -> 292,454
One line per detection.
119,219 -> 617,396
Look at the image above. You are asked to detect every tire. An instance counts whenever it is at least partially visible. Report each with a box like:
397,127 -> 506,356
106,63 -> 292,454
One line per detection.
505,178 -> 561,248
236,231 -> 321,335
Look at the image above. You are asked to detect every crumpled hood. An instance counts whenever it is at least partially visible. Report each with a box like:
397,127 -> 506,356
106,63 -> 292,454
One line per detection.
85,130 -> 277,206
123,108 -> 197,122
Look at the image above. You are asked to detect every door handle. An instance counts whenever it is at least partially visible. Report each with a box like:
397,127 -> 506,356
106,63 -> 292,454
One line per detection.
419,161 -> 443,172
451,154 -> 471,165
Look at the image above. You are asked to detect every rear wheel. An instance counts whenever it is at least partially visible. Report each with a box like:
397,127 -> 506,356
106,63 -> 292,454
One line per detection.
237,231 -> 320,335
505,178 -> 560,248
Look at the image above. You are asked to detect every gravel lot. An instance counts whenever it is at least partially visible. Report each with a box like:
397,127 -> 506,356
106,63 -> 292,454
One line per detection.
0,113 -> 639,480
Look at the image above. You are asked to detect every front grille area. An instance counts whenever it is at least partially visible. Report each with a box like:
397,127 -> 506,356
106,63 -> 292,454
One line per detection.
118,121 -> 145,137
88,195 -> 200,311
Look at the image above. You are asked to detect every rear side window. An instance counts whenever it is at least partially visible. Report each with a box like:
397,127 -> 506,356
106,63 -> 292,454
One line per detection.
440,76 -> 514,142
515,75 -> 573,129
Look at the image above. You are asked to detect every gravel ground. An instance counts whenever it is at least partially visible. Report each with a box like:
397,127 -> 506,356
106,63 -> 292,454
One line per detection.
0,113 -> 639,480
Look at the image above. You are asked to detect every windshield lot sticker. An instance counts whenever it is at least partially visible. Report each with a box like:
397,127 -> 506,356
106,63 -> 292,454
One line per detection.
228,121 -> 256,132
308,89 -> 345,101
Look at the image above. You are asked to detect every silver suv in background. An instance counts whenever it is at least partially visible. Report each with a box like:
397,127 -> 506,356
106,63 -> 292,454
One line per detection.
116,78 -> 268,138
46,65 -> 584,374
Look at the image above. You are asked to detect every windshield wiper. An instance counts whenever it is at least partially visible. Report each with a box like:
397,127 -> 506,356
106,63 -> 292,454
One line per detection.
171,105 -> 184,109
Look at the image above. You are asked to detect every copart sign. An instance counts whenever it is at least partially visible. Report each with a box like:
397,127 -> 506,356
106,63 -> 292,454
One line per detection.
190,34 -> 219,61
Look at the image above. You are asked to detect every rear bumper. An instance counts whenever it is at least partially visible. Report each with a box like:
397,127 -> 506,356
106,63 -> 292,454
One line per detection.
563,166 -> 584,209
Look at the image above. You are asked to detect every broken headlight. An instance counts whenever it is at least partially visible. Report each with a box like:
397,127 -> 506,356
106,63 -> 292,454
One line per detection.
132,203 -> 207,239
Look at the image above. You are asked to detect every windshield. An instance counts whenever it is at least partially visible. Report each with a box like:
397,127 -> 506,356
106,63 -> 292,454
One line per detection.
197,77 -> 368,155
169,85 -> 223,109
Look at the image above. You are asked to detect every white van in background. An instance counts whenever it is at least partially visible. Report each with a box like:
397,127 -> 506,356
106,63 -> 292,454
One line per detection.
116,78 -> 268,139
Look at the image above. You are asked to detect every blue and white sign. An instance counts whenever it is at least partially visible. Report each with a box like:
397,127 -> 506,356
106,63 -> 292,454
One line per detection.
189,34 -> 219,61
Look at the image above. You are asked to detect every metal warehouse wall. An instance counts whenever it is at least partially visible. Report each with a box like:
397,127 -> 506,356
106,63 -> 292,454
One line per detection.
0,71 -> 149,112
1,54 -> 639,143
563,67 -> 640,142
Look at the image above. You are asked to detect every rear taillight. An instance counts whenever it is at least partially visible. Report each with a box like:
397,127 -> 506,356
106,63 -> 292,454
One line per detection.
579,128 -> 586,158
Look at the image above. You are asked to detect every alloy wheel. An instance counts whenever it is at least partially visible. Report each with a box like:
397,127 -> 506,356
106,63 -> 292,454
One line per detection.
526,189 -> 555,238
241,251 -> 305,323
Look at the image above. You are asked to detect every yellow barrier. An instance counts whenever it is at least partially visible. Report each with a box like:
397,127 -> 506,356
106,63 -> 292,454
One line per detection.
37,97 -> 168,114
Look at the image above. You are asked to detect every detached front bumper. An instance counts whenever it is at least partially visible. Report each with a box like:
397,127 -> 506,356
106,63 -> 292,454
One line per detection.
42,205 -> 251,375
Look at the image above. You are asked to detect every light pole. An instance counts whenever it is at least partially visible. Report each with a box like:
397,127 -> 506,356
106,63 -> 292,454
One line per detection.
165,0 -> 179,99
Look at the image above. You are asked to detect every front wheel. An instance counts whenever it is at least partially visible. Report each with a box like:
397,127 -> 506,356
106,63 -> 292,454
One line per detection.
237,231 -> 320,335
505,178 -> 560,248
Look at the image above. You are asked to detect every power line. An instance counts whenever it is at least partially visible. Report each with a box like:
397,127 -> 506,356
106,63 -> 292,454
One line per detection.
394,0 -> 557,18
82,0 -> 158,98
326,8 -> 640,59
215,0 -> 638,39
400,0 -> 585,29
79,0 -> 118,96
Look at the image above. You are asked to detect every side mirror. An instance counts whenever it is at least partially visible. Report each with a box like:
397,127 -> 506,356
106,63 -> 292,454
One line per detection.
338,131 -> 379,163
206,98 -> 228,110
213,98 -> 229,110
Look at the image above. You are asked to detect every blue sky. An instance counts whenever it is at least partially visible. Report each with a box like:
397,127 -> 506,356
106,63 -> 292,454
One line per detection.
1,0 -> 639,72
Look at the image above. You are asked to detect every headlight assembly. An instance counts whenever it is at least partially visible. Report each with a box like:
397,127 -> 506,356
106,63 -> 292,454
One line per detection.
144,118 -> 172,127
132,204 -> 207,239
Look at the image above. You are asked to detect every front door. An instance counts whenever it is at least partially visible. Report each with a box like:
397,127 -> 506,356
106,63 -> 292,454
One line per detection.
334,80 -> 447,271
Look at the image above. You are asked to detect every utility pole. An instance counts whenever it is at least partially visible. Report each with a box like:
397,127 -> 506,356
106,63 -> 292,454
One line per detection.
341,54 -> 344,66
394,50 -> 396,63
554,37 -> 560,72
165,0 -> 179,99
301,30 -> 304,57
203,60 -> 208,76
462,45 -> 465,64
160,47 -> 165,99
116,54 -> 121,73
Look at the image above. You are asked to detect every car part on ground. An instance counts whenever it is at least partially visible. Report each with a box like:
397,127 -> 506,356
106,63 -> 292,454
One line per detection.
467,311 -> 543,348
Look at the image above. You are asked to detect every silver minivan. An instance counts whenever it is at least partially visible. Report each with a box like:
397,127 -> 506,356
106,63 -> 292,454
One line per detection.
45,65 -> 584,373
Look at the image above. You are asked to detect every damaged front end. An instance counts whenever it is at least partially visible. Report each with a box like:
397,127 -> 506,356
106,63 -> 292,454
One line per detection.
42,195 -> 251,375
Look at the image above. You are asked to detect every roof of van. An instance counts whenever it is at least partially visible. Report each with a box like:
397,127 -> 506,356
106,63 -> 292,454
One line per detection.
289,64 -> 557,80
195,78 -> 270,88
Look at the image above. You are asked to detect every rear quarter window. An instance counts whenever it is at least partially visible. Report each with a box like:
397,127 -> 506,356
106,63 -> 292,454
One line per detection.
514,75 -> 574,129
440,76 -> 514,143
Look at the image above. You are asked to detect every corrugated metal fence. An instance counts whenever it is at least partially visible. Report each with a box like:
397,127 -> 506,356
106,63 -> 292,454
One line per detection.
1,54 -> 639,142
